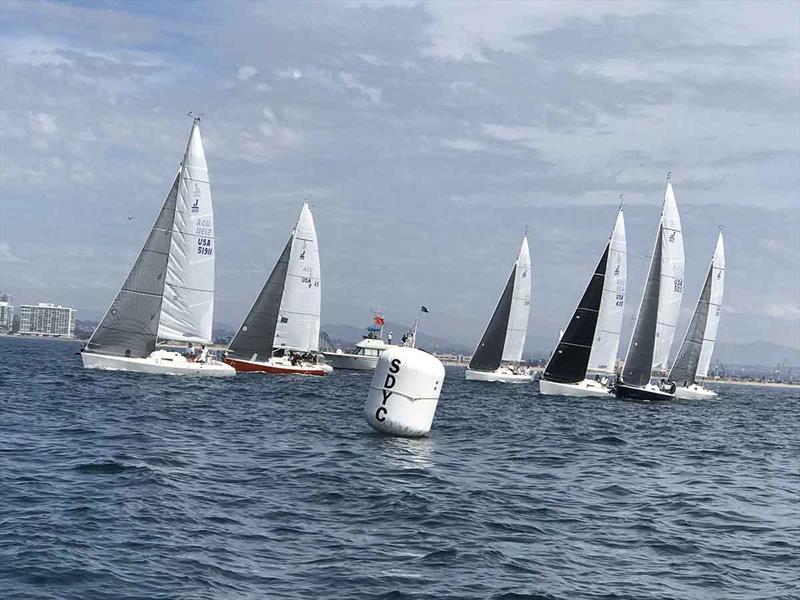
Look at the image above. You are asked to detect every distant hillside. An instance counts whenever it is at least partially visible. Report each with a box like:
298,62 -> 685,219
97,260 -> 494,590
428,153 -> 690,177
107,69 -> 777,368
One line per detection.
713,341 -> 800,368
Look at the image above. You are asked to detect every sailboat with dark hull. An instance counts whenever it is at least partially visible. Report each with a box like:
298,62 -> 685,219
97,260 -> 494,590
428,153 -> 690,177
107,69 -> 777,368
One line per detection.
465,233 -> 532,383
225,202 -> 330,376
616,178 -> 684,401
669,232 -> 725,399
539,209 -> 626,397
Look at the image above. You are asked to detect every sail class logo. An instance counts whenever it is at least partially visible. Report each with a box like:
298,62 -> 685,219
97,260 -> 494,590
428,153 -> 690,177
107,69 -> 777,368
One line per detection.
191,184 -> 201,213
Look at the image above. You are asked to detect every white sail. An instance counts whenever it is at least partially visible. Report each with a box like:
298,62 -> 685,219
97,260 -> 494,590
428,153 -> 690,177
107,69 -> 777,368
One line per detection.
273,202 -> 322,351
696,232 -> 725,378
501,234 -> 531,363
588,208 -> 627,374
157,119 -> 215,343
653,181 -> 684,371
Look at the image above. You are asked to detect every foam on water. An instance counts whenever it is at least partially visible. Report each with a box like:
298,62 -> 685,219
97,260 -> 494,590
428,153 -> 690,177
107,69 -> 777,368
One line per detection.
1,337 -> 798,599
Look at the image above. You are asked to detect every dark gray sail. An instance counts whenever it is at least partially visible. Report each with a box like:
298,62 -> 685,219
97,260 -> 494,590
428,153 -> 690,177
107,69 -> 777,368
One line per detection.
621,227 -> 663,387
469,267 -> 515,372
543,244 -> 609,383
84,173 -> 179,358
227,237 -> 292,360
668,262 -> 713,386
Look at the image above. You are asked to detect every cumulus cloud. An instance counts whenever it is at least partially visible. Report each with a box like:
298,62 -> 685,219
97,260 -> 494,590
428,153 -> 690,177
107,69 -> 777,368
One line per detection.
237,65 -> 257,80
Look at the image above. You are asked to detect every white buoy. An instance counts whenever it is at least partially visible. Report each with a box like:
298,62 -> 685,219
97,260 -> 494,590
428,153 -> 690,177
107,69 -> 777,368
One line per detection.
364,346 -> 445,437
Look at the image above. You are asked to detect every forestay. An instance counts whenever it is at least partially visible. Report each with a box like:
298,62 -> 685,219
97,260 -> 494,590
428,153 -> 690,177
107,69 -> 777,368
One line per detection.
501,235 -> 531,363
587,209 -> 627,374
653,181 -> 684,371
273,202 -> 322,352
158,119 -> 216,343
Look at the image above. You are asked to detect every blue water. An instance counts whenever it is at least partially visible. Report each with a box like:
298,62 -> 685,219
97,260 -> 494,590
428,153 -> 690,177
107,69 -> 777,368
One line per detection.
1,337 -> 798,599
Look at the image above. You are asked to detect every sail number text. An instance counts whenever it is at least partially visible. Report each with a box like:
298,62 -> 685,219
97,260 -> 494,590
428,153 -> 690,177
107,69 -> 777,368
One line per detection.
197,237 -> 213,256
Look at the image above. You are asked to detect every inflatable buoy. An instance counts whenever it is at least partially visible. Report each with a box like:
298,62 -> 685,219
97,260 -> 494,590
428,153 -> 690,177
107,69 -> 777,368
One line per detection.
364,346 -> 445,437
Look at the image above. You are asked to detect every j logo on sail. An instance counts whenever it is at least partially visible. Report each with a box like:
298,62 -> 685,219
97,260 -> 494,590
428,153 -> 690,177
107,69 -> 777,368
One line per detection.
191,184 -> 201,213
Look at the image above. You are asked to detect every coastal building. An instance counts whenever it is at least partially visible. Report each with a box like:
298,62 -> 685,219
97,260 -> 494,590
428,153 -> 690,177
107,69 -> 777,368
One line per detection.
0,293 -> 13,333
18,303 -> 76,338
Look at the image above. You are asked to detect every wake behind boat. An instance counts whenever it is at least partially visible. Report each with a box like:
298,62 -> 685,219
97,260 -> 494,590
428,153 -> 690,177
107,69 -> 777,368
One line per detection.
539,207 -> 626,397
465,233 -> 533,383
669,232 -> 725,399
225,202 -> 329,376
81,117 -> 234,377
615,176 -> 684,401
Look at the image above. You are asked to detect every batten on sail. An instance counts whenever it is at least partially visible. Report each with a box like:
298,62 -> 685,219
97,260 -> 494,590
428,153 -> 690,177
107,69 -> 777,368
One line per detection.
157,120 -> 215,343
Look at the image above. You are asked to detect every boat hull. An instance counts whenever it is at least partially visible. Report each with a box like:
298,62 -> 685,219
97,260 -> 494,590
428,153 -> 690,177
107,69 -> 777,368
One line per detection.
81,351 -> 236,377
615,382 -> 675,401
224,357 -> 327,376
465,367 -> 533,383
675,384 -> 717,400
321,351 -> 379,371
539,378 -> 613,397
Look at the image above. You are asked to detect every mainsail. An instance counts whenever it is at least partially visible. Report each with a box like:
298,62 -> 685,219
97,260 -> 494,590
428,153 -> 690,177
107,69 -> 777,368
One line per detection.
621,227 -> 664,387
501,235 -> 532,363
696,233 -> 725,378
157,119 -> 215,343
228,202 -> 321,360
587,209 -> 627,373
469,234 -> 531,372
653,181 -> 684,371
670,232 -> 725,384
543,244 -> 609,383
84,174 -> 179,358
274,203 -> 322,351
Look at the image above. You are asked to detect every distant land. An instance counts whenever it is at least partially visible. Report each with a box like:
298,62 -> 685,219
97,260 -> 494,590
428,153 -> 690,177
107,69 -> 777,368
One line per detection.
70,319 -> 799,369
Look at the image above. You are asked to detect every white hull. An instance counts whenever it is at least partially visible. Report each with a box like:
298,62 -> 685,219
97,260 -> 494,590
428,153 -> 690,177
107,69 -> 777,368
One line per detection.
538,378 -> 613,397
675,384 -> 717,400
81,350 -> 235,377
465,367 -> 533,383
322,351 -> 379,371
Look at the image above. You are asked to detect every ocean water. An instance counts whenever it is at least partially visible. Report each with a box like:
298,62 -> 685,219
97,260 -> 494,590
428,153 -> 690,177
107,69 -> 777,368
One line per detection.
1,337 -> 798,600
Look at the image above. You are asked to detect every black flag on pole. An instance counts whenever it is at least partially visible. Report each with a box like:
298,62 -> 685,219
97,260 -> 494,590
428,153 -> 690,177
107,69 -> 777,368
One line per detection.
420,306 -> 429,313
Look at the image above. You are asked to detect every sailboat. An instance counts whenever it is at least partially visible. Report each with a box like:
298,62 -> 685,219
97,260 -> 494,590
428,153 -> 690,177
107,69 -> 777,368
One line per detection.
669,232 -> 725,399
81,117 -> 235,376
465,233 -> 533,383
615,176 -> 684,400
539,208 -> 627,397
224,202 -> 330,375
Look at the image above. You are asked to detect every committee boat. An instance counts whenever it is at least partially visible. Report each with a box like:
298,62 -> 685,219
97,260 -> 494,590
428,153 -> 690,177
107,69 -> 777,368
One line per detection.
615,177 -> 684,401
225,202 -> 329,376
465,233 -> 533,383
81,117 -> 234,377
322,314 -> 391,371
539,208 -> 626,397
669,232 -> 725,399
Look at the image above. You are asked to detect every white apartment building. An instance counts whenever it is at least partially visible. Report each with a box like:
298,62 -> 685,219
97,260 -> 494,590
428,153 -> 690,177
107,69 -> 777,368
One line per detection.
18,303 -> 76,338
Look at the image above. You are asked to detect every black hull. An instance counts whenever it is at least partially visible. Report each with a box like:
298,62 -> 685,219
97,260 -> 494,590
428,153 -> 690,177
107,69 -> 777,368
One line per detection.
615,383 -> 675,402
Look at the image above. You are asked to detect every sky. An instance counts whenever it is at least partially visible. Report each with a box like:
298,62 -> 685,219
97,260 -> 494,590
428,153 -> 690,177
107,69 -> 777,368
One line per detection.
1,0 -> 799,354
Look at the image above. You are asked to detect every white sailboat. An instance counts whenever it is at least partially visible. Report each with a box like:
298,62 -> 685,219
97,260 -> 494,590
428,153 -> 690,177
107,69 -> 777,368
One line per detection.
616,176 -> 684,400
539,208 -> 626,397
670,232 -> 725,399
81,117 -> 234,376
465,233 -> 533,383
225,202 -> 330,375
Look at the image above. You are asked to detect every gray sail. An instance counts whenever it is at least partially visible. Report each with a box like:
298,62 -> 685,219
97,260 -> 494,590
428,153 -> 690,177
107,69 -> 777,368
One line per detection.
669,262 -> 713,386
469,267 -> 515,372
621,227 -> 663,386
227,237 -> 292,360
84,173 -> 179,358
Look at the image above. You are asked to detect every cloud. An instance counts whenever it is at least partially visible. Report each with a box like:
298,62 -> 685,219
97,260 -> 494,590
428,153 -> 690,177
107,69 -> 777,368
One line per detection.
0,241 -> 23,263
237,65 -> 257,80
